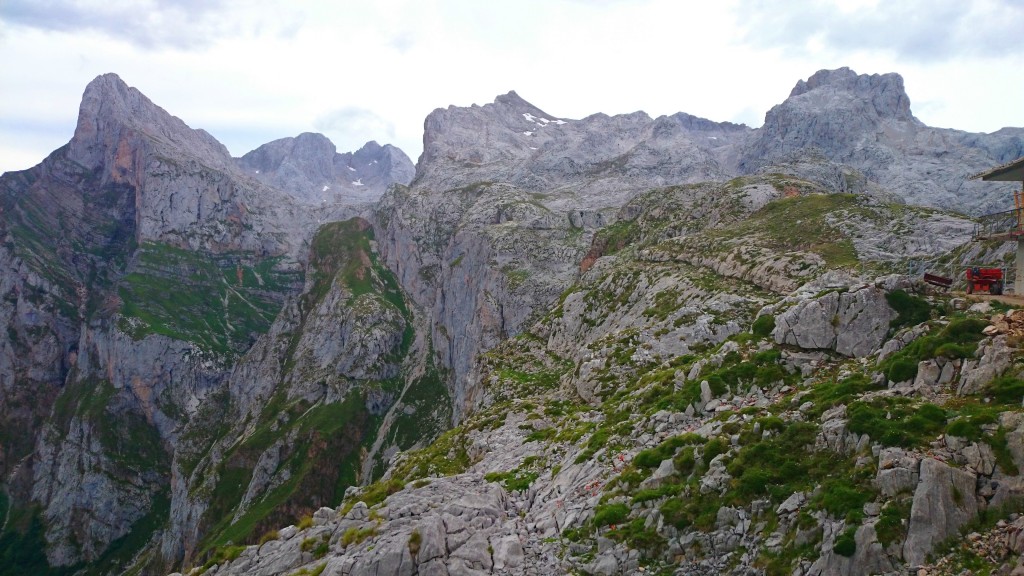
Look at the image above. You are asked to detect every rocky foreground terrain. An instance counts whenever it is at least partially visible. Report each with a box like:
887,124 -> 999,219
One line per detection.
0,68 -> 1022,576
183,180 -> 1024,576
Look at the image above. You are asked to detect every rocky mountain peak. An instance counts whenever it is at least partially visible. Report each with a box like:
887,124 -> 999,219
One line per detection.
491,90 -> 550,117
237,133 -> 414,204
69,73 -> 231,172
788,66 -> 915,122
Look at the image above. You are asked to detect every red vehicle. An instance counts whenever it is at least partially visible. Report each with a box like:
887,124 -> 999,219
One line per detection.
965,267 -> 1004,295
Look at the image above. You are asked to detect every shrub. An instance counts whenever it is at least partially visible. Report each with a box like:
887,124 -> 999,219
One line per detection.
847,399 -> 946,448
408,530 -> 422,555
886,290 -> 930,329
660,497 -> 689,529
593,503 -> 630,527
659,495 -> 720,532
297,514 -> 313,530
634,434 -> 703,468
632,483 -> 682,503
814,479 -> 872,521
483,469 -> 538,492
341,526 -> 377,547
752,315 -> 776,337
673,447 -> 696,476
885,358 -> 918,383
875,500 -> 910,548
702,437 -> 729,466
257,530 -> 279,545
880,317 -> 988,383
986,376 -> 1024,405
833,525 -> 858,557
808,374 -> 882,415
607,518 -> 666,554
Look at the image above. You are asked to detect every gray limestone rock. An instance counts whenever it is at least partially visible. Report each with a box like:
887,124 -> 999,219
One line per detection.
741,67 -> 1024,215
959,335 -> 1014,395
772,286 -> 895,357
903,458 -> 980,566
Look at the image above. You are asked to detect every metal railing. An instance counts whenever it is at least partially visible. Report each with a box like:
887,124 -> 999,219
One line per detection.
974,207 -> 1024,240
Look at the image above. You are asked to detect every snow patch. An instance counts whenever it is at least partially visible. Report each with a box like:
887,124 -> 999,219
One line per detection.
255,170 -> 260,174
348,166 -> 356,172
372,160 -> 377,164
524,112 -> 566,126
322,185 -> 330,192
708,136 -> 718,140
352,179 -> 364,186
529,147 -> 538,150
523,131 -> 533,136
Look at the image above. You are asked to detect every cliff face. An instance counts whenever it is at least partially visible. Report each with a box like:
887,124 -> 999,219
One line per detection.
0,74 -> 421,574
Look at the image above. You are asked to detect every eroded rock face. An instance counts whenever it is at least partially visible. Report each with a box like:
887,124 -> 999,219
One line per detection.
375,182 -> 594,414
903,458 -> 980,566
7,68 -> 1024,576
771,285 -> 895,357
415,90 -> 745,212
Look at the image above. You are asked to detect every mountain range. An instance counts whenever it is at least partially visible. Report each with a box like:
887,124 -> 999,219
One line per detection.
0,67 -> 1022,576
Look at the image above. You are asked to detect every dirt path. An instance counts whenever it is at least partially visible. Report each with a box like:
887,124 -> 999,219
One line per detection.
955,292 -> 1024,306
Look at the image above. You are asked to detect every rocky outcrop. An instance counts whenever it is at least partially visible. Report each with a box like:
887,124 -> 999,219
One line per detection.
770,285 -> 896,357
182,475 -> 557,576
903,458 -> 980,566
5,68 -> 1024,576
959,335 -> 1015,395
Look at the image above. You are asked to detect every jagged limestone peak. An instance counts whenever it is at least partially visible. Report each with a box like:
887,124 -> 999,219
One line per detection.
70,72 -> 231,171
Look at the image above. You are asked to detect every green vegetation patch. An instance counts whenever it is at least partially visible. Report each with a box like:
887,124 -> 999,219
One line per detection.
885,290 -> 931,329
200,393 -> 374,553
847,398 -> 946,448
676,193 -> 863,269
118,242 -> 301,356
751,314 -> 776,337
484,469 -> 540,492
591,219 -> 641,258
386,364 -> 453,452
879,317 -> 988,383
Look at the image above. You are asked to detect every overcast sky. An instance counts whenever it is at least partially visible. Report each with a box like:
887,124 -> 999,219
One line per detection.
1,0 -> 1022,174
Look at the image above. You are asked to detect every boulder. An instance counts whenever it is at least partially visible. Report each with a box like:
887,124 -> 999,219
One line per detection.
958,335 -> 1013,395
772,286 -> 895,357
903,458 -> 979,566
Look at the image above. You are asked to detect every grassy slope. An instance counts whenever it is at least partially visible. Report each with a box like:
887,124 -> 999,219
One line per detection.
118,242 -> 302,357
